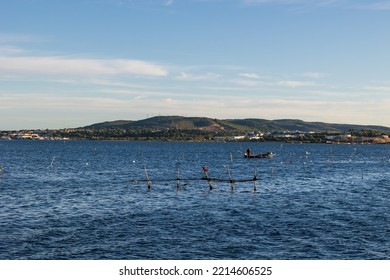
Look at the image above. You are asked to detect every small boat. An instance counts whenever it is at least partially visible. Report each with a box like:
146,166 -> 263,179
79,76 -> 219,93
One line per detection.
244,152 -> 274,159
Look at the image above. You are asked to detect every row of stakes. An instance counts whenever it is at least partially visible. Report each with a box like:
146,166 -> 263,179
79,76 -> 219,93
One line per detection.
139,165 -> 259,192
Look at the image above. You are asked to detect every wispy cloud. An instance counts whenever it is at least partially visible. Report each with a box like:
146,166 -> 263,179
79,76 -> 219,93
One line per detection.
279,80 -> 316,87
176,72 -> 221,81
0,55 -> 168,77
232,73 -> 265,86
238,73 -> 261,79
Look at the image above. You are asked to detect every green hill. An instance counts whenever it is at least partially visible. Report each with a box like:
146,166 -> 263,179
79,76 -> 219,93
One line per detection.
83,116 -> 390,133
85,116 -> 229,131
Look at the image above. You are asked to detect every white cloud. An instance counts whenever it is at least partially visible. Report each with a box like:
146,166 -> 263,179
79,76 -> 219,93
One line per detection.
238,73 -> 261,79
279,80 -> 316,87
0,55 -> 168,77
176,72 -> 221,81
233,79 -> 259,86
233,73 -> 268,87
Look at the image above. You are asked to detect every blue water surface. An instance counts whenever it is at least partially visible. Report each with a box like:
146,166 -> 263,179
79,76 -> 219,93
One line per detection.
0,140 -> 389,259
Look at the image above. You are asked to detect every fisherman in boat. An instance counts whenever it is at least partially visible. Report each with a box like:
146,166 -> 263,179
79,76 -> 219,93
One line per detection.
245,147 -> 252,157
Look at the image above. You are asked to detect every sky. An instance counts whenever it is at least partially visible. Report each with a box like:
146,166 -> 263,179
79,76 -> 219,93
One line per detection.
1,0 -> 390,130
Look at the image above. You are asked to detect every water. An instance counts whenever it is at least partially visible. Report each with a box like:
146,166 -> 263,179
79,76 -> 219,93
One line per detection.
0,140 -> 389,259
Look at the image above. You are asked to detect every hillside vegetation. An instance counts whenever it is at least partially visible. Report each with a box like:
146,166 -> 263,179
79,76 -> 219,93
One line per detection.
83,116 -> 390,133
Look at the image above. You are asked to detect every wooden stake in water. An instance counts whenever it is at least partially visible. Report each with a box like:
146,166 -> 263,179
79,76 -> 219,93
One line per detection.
225,165 -> 235,190
144,167 -> 152,190
253,167 -> 257,192
49,156 -> 55,168
202,166 -> 213,190
176,165 -> 181,191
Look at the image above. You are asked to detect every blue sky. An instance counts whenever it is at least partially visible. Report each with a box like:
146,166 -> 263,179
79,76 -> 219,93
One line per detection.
1,0 -> 390,129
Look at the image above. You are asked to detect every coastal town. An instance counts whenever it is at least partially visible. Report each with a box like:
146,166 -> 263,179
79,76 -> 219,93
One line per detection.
1,128 -> 390,144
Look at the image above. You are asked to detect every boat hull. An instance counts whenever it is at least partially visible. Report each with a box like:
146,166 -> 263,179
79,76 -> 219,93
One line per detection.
244,152 -> 274,159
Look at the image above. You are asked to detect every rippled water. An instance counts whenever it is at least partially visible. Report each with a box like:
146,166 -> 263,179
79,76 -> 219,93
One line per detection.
0,140 -> 389,259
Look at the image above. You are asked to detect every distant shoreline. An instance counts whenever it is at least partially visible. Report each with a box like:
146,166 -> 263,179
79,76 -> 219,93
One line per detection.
2,135 -> 390,144
2,116 -> 390,144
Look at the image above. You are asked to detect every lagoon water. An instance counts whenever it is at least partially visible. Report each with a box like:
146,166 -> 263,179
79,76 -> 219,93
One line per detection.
0,140 -> 389,259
